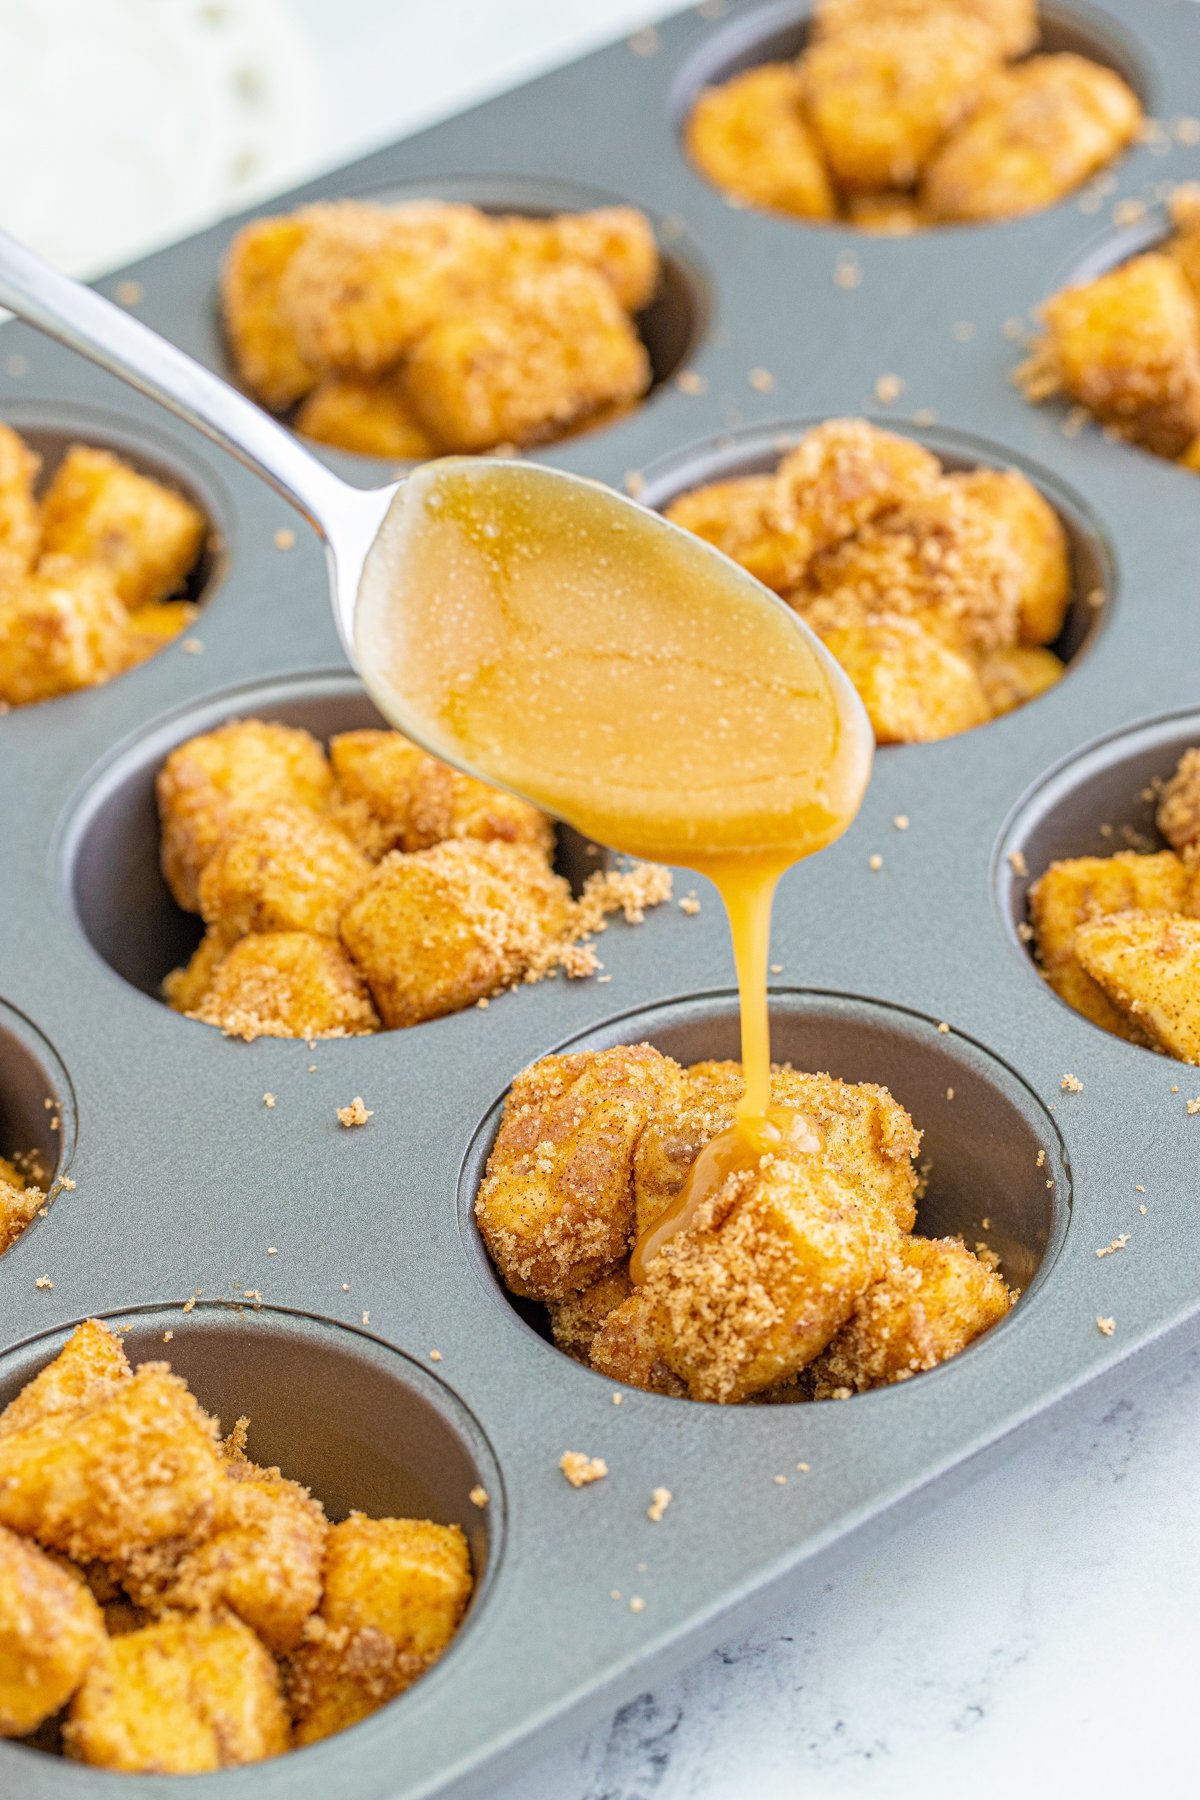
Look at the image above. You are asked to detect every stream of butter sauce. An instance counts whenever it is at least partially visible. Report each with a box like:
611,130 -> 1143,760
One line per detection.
355,459 -> 874,1272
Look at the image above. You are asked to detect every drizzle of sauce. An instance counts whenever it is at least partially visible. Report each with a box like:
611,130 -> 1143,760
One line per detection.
355,459 -> 873,1270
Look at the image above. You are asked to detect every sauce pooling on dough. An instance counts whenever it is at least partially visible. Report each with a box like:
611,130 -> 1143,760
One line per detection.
355,459 -> 873,1264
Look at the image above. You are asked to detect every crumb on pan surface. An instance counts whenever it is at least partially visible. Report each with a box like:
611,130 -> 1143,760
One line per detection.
663,419 -> 1070,746
220,199 -> 663,457
0,424 -> 207,708
476,1046 -> 1014,1403
684,4 -> 1138,228
0,1321 -> 474,1767
157,720 -> 670,1038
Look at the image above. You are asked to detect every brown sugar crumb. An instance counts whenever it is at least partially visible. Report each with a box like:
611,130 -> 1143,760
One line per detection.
1061,1073 -> 1084,1093
946,1087 -> 955,1100
893,814 -> 910,830
162,1329 -> 174,1342
647,1486 -> 672,1522
624,470 -> 645,499
181,636 -> 204,653
1187,1098 -> 1200,1116
1095,1235 -> 1130,1258
429,1349 -> 443,1362
560,1451 -> 608,1488
1140,1204 -> 1147,1215
679,892 -> 701,916
1036,1150 -> 1046,1168
749,367 -> 775,392
868,853 -> 883,872
1008,848 -> 1028,877
1112,197 -> 1146,227
114,279 -> 144,306
773,1473 -> 788,1486
834,255 -> 862,289
1135,1184 -> 1145,1192
336,1096 -> 372,1128
243,1288 -> 264,1307
1016,922 -> 1035,942
937,1021 -> 950,1034
60,1176 -> 76,1191
181,1295 -> 197,1314
629,1596 -> 646,1613
575,863 -> 673,930
874,373 -> 904,404
675,370 -> 708,396
262,1092 -> 276,1108
611,1392 -> 623,1405
1097,1315 -> 1116,1336
469,1486 -> 489,1508
35,1275 -> 53,1290
796,1461 -> 810,1473
769,963 -> 783,975
273,527 -> 296,551
361,1310 -> 370,1326
267,1246 -> 278,1256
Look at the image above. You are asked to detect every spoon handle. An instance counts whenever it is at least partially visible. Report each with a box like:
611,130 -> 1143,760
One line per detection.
0,226 -> 347,535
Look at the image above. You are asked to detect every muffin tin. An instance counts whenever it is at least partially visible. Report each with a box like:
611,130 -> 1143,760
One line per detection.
2,1 -> 1200,1794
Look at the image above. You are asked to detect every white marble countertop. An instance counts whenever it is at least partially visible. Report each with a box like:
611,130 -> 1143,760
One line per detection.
3,3 -> 1197,1795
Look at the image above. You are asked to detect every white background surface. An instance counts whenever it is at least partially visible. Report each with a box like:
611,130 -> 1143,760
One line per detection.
3,4 -> 1197,1796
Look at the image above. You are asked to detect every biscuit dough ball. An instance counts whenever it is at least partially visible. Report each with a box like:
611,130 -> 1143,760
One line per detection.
0,1321 -> 131,1442
340,840 -> 573,1029
290,1515 -> 472,1746
633,1059 -> 920,1239
0,557 -> 128,707
813,616 -> 991,743
588,1288 -> 689,1396
951,467 -> 1071,644
329,728 -> 552,861
801,16 -> 999,193
807,1235 -> 1013,1395
295,377 -> 439,459
772,419 -> 942,561
162,931 -> 228,1016
401,262 -> 650,453
0,1362 -> 225,1563
665,474 -> 813,595
40,447 -> 205,610
803,479 -> 1023,655
813,0 -> 1037,58
979,644 -> 1064,716
1028,849 -> 1190,1041
476,1044 -> 685,1300
685,63 -> 837,219
129,1462 -> 328,1656
0,1171 -> 44,1257
1030,254 -> 1200,459
0,420 -> 41,574
279,200 -> 506,379
923,54 -> 1142,221
156,719 -> 334,912
197,805 -> 371,944
0,1525 -> 105,1736
500,205 -> 661,312
547,1265 -> 634,1362
66,1613 -> 288,1773
188,931 -> 380,1039
627,1146 -> 894,1402
220,213 -> 321,409
1158,748 -> 1200,858
1075,912 -> 1200,1062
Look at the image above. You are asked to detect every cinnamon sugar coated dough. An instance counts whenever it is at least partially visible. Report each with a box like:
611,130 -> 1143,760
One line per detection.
157,720 -> 670,1037
220,199 -> 662,456
0,1322 -> 474,1768
477,1047 -> 1013,1402
664,420 -> 1069,745
685,1 -> 1138,227
1020,191 -> 1200,467
1027,749 -> 1200,1058
0,425 -> 205,707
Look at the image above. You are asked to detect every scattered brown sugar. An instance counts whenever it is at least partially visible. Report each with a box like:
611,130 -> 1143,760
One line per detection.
1187,1098 -> 1200,1116
893,814 -> 910,830
679,892 -> 701,915
469,1486 -> 489,1509
429,1349 -> 442,1362
262,1093 -> 275,1109
182,636 -> 204,653
629,1595 -> 645,1613
1008,849 -> 1028,877
675,370 -> 708,396
559,1452 -> 608,1488
937,1022 -> 950,1033
1097,1315 -> 1116,1335
35,1275 -> 53,1291
749,367 -> 775,392
868,853 -> 883,872
114,280 -> 144,306
874,374 -> 904,404
1095,1235 -> 1130,1258
336,1097 -> 372,1128
1061,1073 -> 1083,1093
273,528 -> 295,551
834,256 -> 862,289
646,1487 -> 672,1522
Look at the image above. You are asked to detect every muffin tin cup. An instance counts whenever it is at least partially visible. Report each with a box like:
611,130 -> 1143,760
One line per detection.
2,0 -> 1200,1794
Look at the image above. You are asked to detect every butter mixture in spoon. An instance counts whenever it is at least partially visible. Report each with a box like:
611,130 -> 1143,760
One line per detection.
355,459 -> 874,1272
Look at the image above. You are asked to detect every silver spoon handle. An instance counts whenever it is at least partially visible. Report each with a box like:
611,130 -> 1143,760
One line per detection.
0,226 -> 347,535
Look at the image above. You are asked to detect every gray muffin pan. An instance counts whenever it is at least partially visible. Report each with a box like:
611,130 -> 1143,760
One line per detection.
1,1 -> 1199,1794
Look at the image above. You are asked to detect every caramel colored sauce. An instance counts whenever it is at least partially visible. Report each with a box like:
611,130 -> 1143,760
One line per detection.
355,459 -> 873,1265
629,1106 -> 823,1285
